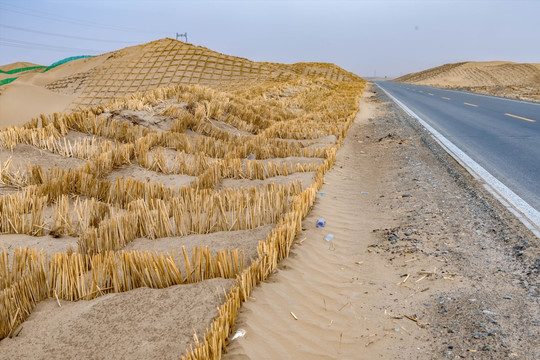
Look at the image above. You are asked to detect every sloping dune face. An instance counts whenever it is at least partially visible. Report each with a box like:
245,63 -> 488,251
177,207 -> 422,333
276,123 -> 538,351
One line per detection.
0,62 -> 42,72
47,38 -> 359,108
0,38 -> 360,128
395,61 -> 540,101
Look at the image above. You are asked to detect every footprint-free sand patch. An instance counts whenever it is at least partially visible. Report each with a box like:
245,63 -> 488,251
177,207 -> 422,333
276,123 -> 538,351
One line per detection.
209,119 -> 254,136
0,234 -> 78,258
279,134 -> 337,148
105,164 -> 197,188
0,144 -> 87,172
216,172 -> 316,191
124,224 -> 275,262
0,278 -> 234,360
255,156 -> 324,167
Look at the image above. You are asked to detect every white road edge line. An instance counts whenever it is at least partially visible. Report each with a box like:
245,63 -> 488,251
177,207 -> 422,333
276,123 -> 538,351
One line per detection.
376,84 -> 540,239
400,83 -> 540,106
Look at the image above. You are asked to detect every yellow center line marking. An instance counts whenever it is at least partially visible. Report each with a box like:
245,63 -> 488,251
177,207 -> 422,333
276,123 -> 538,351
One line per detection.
442,97 -> 451,100
464,102 -> 478,107
504,113 -> 536,123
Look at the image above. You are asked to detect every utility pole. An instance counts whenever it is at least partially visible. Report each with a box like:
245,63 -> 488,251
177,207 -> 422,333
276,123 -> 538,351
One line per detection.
176,32 -> 188,43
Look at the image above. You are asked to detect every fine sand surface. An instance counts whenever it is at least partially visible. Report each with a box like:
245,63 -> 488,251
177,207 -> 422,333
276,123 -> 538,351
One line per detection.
0,278 -> 234,360
255,156 -> 324,167
0,82 -> 75,128
216,172 -> 316,191
125,224 -> 275,263
0,62 -> 42,72
0,234 -> 78,259
105,164 -> 197,188
0,144 -> 87,172
277,134 -> 337,147
0,59 -> 89,129
395,61 -> 540,101
224,86 -> 539,359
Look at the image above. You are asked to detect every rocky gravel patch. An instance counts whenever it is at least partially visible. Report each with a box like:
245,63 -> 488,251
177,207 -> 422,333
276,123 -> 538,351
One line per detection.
365,87 -> 539,359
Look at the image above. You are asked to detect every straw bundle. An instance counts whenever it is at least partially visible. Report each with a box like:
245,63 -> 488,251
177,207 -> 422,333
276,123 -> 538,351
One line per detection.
0,159 -> 28,188
169,108 -> 197,133
105,176 -> 180,208
0,248 -> 49,339
127,199 -> 172,239
0,128 -> 21,151
0,245 -> 247,340
49,195 -> 112,236
57,109 -> 150,143
0,190 -> 47,235
77,212 -> 139,254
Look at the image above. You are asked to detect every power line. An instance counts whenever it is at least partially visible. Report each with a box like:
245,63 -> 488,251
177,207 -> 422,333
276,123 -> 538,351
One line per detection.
0,3 -> 162,35
0,24 -> 140,44
0,42 -> 83,53
0,3 -> 147,33
0,38 -> 103,54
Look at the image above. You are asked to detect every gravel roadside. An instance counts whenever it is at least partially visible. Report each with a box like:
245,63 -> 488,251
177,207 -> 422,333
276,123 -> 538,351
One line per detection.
368,83 -> 539,359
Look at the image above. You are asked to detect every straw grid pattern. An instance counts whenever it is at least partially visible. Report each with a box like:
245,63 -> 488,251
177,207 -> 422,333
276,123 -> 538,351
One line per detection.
0,38 -> 365,359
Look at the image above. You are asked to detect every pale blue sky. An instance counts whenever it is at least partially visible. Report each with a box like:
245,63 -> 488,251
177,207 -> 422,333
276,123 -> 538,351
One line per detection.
0,0 -> 538,77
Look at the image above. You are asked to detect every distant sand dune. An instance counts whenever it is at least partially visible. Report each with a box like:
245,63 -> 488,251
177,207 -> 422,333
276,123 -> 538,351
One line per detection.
395,61 -> 540,101
0,61 -> 42,72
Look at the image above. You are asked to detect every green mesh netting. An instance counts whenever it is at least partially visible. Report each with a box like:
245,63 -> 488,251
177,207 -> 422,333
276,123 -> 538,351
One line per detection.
0,66 -> 47,75
0,55 -> 94,86
0,77 -> 18,86
42,55 -> 93,72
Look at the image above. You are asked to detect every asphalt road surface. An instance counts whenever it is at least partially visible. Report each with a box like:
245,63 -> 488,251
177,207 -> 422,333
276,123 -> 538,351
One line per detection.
374,81 -> 540,217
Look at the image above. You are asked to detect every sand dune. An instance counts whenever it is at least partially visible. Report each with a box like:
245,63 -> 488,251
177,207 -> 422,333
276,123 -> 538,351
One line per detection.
0,82 -> 75,128
0,279 -> 234,360
395,61 -> 540,101
0,38 -> 365,359
0,61 -> 42,72
1,38 -> 359,129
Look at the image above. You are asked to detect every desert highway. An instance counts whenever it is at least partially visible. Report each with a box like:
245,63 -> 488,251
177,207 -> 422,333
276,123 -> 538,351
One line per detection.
374,81 -> 540,234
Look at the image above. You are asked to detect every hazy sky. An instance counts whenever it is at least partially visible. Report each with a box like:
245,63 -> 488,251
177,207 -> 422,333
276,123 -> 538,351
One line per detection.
1,0 -> 538,77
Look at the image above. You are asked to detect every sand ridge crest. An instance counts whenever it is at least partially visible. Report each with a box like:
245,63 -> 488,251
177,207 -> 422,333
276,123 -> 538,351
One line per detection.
396,61 -> 540,101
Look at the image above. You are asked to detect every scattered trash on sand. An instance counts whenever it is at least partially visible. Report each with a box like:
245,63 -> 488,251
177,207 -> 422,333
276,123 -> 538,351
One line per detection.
231,329 -> 246,341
